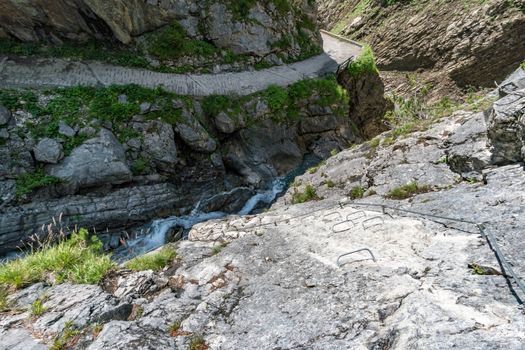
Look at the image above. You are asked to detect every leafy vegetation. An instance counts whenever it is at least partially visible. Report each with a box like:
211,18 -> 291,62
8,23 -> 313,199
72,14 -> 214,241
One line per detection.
49,321 -> 80,350
2,75 -> 346,153
348,186 -> 366,199
211,244 -> 227,256
347,45 -> 378,77
30,297 -> 47,317
149,21 -> 219,61
15,168 -> 61,197
169,321 -> 182,336
291,184 -> 321,204
0,287 -> 8,312
384,84 -> 495,143
386,182 -> 430,199
0,228 -> 114,289
202,75 -> 348,124
125,246 -> 177,272
189,334 -> 208,350
325,179 -> 335,188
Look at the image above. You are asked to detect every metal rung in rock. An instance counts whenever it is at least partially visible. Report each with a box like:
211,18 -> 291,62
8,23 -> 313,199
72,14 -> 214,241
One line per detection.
337,248 -> 377,267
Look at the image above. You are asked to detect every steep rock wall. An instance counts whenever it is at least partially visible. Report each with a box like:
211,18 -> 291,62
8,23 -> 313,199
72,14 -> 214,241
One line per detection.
318,0 -> 525,88
0,0 -> 322,69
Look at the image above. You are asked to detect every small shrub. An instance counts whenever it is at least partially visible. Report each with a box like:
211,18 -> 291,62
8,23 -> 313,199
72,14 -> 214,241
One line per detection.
308,166 -> 319,174
190,334 -> 208,350
368,137 -> 380,148
30,297 -> 47,317
325,180 -> 335,188
0,287 -> 9,312
0,228 -> 114,289
49,322 -> 79,350
15,168 -> 61,197
169,321 -> 181,336
348,186 -> 365,199
125,246 -> 176,272
386,182 -> 430,200
131,158 -> 148,176
291,184 -> 320,204
92,323 -> 104,338
264,85 -> 289,111
330,148 -> 338,156
347,45 -> 378,77
211,244 -> 226,256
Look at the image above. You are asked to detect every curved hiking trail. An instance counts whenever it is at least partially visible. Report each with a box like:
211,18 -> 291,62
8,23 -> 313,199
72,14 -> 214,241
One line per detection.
0,31 -> 362,96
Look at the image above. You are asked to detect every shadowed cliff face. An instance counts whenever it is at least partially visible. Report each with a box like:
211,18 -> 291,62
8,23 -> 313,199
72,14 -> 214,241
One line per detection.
0,0 -> 321,60
317,0 -> 525,88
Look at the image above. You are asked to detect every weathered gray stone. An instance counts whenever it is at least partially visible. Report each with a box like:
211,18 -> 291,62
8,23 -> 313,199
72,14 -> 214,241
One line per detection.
0,179 -> 16,207
118,94 -> 128,104
33,138 -> 63,164
486,88 -> 525,164
214,112 -> 237,134
36,284 -> 129,335
79,126 -> 97,137
139,102 -> 151,114
58,121 -> 76,137
0,105 -> 11,126
137,120 -> 177,171
48,129 -> 131,191
174,109 -> 217,153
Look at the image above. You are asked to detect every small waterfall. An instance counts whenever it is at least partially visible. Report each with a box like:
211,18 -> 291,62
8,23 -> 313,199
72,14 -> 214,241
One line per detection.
238,177 -> 286,215
116,155 -> 320,260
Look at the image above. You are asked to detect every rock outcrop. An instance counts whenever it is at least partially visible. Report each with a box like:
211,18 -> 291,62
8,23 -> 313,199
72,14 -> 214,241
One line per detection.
0,0 -> 322,71
337,65 -> 392,139
0,77 -> 355,254
277,67 -> 525,286
318,0 -> 525,88
48,129 -> 132,192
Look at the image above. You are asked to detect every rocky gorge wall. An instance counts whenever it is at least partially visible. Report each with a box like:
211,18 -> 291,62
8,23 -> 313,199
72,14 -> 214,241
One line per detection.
0,77 -> 356,254
0,0 -> 322,72
318,0 -> 525,89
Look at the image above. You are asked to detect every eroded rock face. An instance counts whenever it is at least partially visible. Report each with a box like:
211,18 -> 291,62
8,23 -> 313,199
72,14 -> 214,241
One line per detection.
174,109 -> 217,154
3,198 -> 525,349
0,0 -> 321,61
2,72 -> 525,350
0,82 -> 352,253
486,87 -> 525,164
34,138 -> 63,164
48,129 -> 132,191
337,68 -> 392,139
319,0 -> 525,88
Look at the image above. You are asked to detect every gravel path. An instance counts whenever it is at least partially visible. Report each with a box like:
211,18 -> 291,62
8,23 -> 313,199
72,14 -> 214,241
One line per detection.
0,32 -> 362,96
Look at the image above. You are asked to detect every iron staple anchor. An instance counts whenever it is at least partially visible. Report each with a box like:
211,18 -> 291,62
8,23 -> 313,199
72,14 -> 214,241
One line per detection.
337,248 -> 377,267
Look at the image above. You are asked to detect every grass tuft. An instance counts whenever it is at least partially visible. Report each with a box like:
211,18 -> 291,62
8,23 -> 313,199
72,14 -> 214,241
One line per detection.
125,246 -> 176,272
347,45 -> 378,77
0,287 -> 9,312
291,184 -> 321,204
189,334 -> 208,350
30,297 -> 47,317
211,244 -> 226,256
348,186 -> 365,199
49,321 -> 80,350
0,228 -> 114,290
15,167 -> 60,197
386,182 -> 430,200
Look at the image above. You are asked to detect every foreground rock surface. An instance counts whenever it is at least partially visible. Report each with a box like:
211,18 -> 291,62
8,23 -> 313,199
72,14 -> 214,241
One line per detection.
1,199 -> 524,349
1,73 -> 525,349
